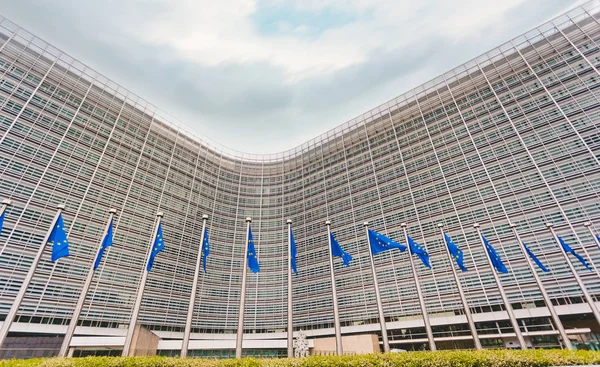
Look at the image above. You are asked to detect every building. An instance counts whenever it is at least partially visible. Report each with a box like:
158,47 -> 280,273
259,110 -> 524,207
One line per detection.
1,1 -> 600,359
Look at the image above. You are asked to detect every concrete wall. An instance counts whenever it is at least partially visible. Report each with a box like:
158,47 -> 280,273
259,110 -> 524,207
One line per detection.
127,325 -> 160,356
312,334 -> 380,355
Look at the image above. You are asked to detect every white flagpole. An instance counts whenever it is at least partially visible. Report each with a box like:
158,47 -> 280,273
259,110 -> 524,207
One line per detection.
235,217 -> 251,359
437,224 -> 481,350
363,222 -> 390,353
325,220 -> 343,356
122,211 -> 163,357
287,219 -> 294,358
0,199 -> 11,218
181,214 -> 208,358
400,223 -> 436,351
584,222 -> 600,250
510,223 -> 572,350
547,223 -> 600,327
473,223 -> 526,348
0,203 -> 65,349
59,208 -> 117,358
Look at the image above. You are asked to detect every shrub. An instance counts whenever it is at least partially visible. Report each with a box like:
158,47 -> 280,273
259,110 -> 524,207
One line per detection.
1,350 -> 600,367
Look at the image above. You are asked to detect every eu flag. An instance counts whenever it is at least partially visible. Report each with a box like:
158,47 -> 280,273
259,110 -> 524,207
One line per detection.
93,218 -> 114,270
330,232 -> 352,266
558,236 -> 592,271
368,229 -> 406,255
444,233 -> 467,271
522,242 -> 549,272
247,227 -> 260,273
147,222 -> 165,271
290,228 -> 298,274
0,210 -> 5,237
408,235 -> 431,268
202,228 -> 210,274
482,235 -> 508,273
49,214 -> 70,262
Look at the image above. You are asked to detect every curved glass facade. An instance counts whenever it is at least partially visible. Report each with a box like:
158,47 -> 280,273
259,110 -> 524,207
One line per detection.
1,2 -> 600,353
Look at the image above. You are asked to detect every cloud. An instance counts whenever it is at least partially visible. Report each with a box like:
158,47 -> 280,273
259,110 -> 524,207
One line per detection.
105,0 -> 535,80
0,0 -> 582,153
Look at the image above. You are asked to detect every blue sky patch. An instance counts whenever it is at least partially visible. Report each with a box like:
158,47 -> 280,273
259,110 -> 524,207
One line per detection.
251,3 -> 362,38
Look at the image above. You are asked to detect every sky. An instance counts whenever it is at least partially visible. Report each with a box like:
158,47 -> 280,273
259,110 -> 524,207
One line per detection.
0,0 -> 586,154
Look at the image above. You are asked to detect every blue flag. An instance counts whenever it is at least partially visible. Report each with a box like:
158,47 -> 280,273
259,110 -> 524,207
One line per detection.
49,214 -> 70,262
558,236 -> 592,271
93,218 -> 114,270
0,210 -> 5,237
202,228 -> 210,274
368,229 -> 406,255
408,235 -> 431,268
247,227 -> 260,273
482,235 -> 508,273
522,242 -> 549,272
290,228 -> 298,275
147,222 -> 165,271
444,233 -> 467,271
596,234 -> 600,248
330,232 -> 352,266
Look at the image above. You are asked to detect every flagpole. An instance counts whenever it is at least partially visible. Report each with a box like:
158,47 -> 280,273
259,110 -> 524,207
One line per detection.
235,217 -> 251,359
181,214 -> 208,358
547,223 -> 600,327
122,211 -> 163,357
510,223 -> 572,350
363,222 -> 390,353
401,223 -> 436,351
59,208 -> 117,358
0,199 -> 11,218
473,223 -> 526,348
437,224 -> 481,350
287,219 -> 294,358
584,222 -> 600,250
0,203 -> 65,349
325,220 -> 343,356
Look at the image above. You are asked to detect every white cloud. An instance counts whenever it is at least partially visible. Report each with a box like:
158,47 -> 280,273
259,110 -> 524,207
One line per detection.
0,0 -> 583,153
106,0 -> 540,81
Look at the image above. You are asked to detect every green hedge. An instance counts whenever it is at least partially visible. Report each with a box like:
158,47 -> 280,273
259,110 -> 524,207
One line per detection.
2,350 -> 600,367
